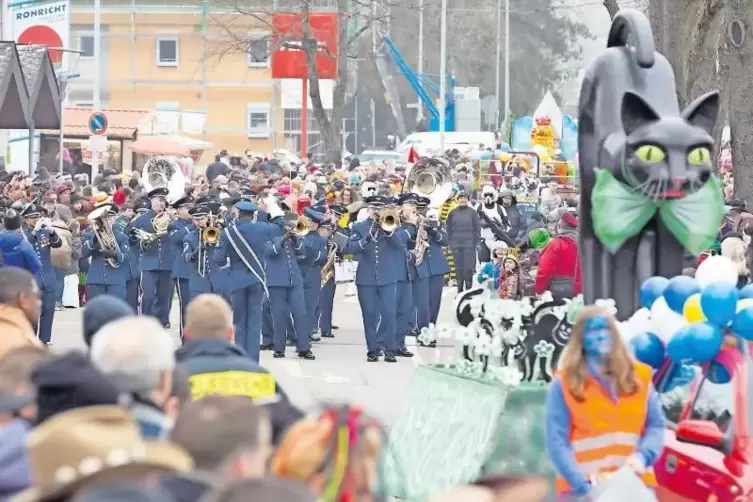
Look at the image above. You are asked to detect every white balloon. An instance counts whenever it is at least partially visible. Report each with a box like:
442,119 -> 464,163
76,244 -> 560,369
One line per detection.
650,297 -> 688,343
627,307 -> 652,334
737,298 -> 753,313
616,321 -> 636,343
695,255 -> 739,288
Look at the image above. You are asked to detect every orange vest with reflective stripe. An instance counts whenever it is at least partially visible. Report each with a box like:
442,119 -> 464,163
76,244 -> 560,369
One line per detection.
555,361 -> 658,492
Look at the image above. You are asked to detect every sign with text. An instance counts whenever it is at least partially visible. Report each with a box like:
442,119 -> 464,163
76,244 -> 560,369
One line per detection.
271,12 -> 338,79
5,0 -> 70,69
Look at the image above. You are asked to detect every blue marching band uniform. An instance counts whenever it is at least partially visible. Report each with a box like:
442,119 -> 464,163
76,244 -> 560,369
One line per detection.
18,184 -> 451,362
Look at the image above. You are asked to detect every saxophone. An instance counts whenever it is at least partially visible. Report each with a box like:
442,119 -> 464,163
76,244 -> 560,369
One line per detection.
321,240 -> 337,286
413,216 -> 430,265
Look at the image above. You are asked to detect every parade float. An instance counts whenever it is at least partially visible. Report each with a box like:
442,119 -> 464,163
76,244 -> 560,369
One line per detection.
380,7 -> 746,502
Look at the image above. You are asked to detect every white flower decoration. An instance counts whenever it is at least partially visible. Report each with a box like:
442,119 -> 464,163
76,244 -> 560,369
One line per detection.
533,340 -> 555,358
436,325 -> 454,340
474,335 -> 493,355
456,325 -> 476,346
418,326 -> 435,345
539,291 -> 554,303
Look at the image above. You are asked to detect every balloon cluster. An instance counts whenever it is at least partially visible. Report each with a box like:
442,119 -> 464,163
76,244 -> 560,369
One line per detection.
629,256 -> 753,368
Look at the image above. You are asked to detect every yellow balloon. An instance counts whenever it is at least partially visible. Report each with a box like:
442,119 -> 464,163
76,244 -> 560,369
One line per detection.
499,152 -> 511,162
683,293 -> 705,323
539,153 -> 551,162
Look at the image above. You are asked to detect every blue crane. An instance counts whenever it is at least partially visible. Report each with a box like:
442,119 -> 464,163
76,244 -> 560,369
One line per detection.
375,33 -> 456,133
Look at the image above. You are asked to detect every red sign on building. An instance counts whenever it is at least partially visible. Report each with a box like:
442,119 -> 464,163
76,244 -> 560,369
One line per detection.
271,12 -> 338,80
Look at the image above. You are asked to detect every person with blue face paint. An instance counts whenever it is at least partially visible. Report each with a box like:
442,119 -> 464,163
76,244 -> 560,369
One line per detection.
544,306 -> 665,497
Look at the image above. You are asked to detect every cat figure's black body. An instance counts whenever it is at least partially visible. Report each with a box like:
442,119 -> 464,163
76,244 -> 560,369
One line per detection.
578,9 -> 721,319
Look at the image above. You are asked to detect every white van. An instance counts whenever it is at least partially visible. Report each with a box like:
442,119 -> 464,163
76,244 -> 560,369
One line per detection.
396,132 -> 496,156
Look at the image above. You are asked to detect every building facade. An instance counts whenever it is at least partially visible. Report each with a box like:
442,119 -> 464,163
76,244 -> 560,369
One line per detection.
65,0 -> 333,159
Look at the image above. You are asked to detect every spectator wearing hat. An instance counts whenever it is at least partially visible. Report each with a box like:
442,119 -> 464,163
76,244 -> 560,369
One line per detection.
82,203 -> 129,302
169,197 -> 194,340
534,212 -> 581,300
0,345 -> 51,498
0,209 -> 42,275
53,185 -> 74,223
131,188 -> 174,329
15,405 -> 192,502
90,317 -> 178,439
21,203 -> 62,346
343,195 -> 408,363
82,295 -> 135,348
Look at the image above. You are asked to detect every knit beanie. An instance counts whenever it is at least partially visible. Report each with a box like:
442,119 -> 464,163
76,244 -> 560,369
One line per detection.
31,352 -> 121,424
83,295 -> 135,347
558,212 -> 579,230
528,228 -> 551,250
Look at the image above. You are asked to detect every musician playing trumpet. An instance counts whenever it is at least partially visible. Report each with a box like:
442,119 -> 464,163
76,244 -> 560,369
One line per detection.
299,207 -> 329,344
183,204 -> 223,300
129,187 -> 174,328
344,196 -> 409,363
21,203 -> 62,346
82,202 -> 129,302
169,196 -> 194,339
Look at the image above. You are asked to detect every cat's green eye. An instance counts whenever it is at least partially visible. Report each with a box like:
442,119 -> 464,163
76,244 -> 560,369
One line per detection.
687,147 -> 711,165
635,145 -> 665,163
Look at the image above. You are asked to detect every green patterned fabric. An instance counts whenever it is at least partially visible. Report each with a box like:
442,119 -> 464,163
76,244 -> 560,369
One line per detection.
379,365 -> 511,501
482,382 -> 555,481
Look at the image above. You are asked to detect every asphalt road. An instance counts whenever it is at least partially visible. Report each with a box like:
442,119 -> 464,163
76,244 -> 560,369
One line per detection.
50,284 -> 461,426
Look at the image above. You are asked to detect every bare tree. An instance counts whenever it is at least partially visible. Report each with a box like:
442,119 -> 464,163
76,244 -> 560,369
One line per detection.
207,0 -> 392,167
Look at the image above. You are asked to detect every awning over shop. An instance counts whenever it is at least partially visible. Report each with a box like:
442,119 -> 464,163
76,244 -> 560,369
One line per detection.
0,42 -> 31,129
129,135 -> 215,157
40,108 -> 154,139
17,44 -> 61,129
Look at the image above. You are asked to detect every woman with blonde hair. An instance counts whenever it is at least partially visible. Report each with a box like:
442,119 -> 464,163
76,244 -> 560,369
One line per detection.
544,306 -> 665,497
720,233 -> 749,287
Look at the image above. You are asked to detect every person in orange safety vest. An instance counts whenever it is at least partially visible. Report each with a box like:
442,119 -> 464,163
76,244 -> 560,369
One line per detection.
544,306 -> 665,497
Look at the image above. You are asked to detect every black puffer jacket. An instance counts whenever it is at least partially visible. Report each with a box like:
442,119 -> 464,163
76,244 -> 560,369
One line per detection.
498,189 -> 526,244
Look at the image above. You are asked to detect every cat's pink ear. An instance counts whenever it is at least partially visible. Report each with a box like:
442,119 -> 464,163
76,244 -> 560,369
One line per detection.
621,91 -> 660,136
682,91 -> 720,136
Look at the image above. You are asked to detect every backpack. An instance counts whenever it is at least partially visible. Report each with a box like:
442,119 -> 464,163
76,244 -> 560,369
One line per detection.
50,227 -> 72,270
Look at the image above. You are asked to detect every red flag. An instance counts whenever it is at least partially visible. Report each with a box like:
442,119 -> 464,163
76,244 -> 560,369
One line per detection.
407,147 -> 419,164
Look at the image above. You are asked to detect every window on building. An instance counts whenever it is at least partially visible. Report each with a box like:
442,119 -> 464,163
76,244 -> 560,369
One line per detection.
156,37 -> 179,67
247,36 -> 270,68
78,35 -> 94,58
283,109 -> 332,159
247,103 -> 271,139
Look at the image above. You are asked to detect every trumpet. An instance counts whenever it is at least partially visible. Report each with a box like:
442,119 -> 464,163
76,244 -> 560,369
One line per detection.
378,208 -> 399,233
202,214 -> 223,246
285,215 -> 311,238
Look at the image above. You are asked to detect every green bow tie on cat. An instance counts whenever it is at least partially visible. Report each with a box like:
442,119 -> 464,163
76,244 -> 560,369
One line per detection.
591,168 -> 724,255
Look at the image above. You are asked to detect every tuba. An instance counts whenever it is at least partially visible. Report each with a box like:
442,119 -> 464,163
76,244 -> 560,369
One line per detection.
88,205 -> 121,268
378,208 -> 399,233
142,156 -> 185,204
404,156 -> 454,208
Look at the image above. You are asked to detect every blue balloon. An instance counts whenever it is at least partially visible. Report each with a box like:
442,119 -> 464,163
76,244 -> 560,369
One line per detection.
640,276 -> 670,309
667,327 -> 693,363
664,363 -> 698,392
707,361 -> 731,384
499,143 -> 511,152
685,322 -> 723,362
740,284 -> 753,299
701,281 -> 740,327
732,305 -> 753,341
664,276 -> 701,313
630,332 -> 666,369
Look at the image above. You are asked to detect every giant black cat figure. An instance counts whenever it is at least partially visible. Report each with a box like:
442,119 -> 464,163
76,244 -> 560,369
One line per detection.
578,9 -> 725,319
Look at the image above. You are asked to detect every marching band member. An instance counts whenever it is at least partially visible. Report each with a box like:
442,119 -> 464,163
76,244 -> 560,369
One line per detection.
393,193 -> 418,358
418,197 -> 450,325
218,198 -> 284,363
21,203 -> 61,345
82,203 -> 128,301
315,204 -> 348,338
183,205 -> 222,299
300,208 -> 328,343
169,196 -> 194,338
114,203 -> 142,312
265,213 -> 316,360
344,196 -> 407,363
131,187 -> 174,328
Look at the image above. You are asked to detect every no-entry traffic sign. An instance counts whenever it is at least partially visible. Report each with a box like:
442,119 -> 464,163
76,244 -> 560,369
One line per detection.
88,111 -> 108,136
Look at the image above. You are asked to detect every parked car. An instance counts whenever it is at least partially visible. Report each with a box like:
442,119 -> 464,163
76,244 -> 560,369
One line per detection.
653,343 -> 753,501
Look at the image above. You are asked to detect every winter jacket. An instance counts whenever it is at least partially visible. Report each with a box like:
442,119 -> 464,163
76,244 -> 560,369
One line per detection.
0,419 -> 31,499
175,338 -> 303,443
0,306 -> 43,359
159,472 -> 216,502
55,204 -> 73,223
498,190 -> 525,244
534,230 -> 581,296
477,261 -> 501,290
539,190 -> 563,224
0,231 -> 41,275
446,206 -> 481,250
50,220 -> 82,273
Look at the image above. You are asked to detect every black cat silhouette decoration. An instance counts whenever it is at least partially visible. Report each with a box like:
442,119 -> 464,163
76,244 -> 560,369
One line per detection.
577,9 -> 724,320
